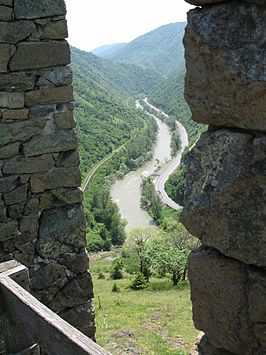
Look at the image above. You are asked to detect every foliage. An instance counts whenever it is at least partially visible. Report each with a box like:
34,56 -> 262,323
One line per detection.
110,23 -> 186,77
112,282 -> 121,293
121,228 -> 162,278
129,272 -> 148,290
141,177 -> 163,222
170,131 -> 181,157
111,258 -> 124,280
165,162 -> 187,206
149,70 -> 206,143
73,65 -> 146,179
98,272 -> 105,280
71,46 -> 163,100
146,235 -> 189,286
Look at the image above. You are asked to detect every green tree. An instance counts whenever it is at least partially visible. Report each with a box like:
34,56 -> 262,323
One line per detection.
121,228 -> 162,280
146,234 -> 189,286
141,177 -> 163,221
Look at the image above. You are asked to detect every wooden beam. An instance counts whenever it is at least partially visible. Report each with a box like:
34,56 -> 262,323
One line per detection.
0,276 -> 111,355
0,261 -> 36,354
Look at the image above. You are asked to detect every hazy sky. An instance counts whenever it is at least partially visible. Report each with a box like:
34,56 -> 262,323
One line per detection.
65,0 -> 193,52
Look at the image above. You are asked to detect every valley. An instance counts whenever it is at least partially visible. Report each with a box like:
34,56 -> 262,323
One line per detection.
71,20 -> 203,353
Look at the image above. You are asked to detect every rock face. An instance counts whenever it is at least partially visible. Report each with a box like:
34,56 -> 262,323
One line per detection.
0,0 -> 95,346
184,2 -> 266,132
182,1 -> 266,354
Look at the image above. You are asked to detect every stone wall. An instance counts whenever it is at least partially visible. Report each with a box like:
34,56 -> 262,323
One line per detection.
0,0 -> 95,342
181,1 -> 266,354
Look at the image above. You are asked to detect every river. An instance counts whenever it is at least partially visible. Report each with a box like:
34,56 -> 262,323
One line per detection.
110,102 -> 173,232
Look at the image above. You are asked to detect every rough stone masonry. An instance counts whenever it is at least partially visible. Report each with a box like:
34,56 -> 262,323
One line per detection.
0,0 -> 95,344
181,1 -> 266,354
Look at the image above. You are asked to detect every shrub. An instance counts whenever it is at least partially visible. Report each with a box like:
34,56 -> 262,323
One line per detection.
129,272 -> 147,290
112,282 -> 120,293
110,258 -> 124,280
98,272 -> 105,280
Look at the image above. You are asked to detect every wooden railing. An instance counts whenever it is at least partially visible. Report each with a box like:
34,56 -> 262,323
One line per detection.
0,260 -> 111,355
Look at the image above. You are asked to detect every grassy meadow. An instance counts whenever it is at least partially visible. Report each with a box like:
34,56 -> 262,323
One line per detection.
89,251 -> 197,354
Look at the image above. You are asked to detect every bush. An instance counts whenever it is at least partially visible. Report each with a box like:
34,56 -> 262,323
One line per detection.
110,258 -> 124,280
112,282 -> 120,293
129,272 -> 148,290
98,272 -> 105,280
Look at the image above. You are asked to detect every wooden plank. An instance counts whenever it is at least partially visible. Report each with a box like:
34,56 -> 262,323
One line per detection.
0,276 -> 111,355
0,261 -> 34,354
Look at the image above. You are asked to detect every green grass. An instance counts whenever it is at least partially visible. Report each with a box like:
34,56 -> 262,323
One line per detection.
89,252 -> 197,354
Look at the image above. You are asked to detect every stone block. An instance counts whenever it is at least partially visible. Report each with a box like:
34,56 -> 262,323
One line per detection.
56,150 -> 80,168
0,142 -> 19,159
3,155 -> 54,175
0,92 -> 24,109
51,188 -> 83,204
14,0 -> 66,19
23,131 -> 77,157
60,301 -> 95,339
188,247 -> 256,354
41,20 -> 68,40
181,129 -> 266,267
10,41 -> 71,71
0,72 -> 35,91
54,111 -> 76,129
0,44 -> 10,73
25,85 -> 73,107
248,268 -> 266,324
37,204 -> 86,259
0,176 -> 18,193
48,272 -> 93,313
19,214 -> 39,235
0,220 -> 18,241
3,184 -> 28,205
0,118 -> 46,146
36,66 -> 72,87
184,3 -> 266,132
30,167 -> 81,193
0,0 -> 12,6
2,109 -> 29,120
29,105 -> 56,119
62,251 -> 89,275
0,21 -> 35,44
8,203 -> 25,219
0,5 -> 12,21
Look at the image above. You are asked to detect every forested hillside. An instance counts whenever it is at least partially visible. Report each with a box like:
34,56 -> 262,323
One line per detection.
92,43 -> 126,58
110,23 -> 186,77
150,70 -> 206,143
71,47 -> 163,100
73,66 -> 145,179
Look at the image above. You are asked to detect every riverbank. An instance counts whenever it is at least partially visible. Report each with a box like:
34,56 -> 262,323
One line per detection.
111,101 -> 173,231
111,99 -> 189,230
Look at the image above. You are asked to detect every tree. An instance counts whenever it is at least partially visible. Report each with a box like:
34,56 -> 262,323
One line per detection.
146,234 -> 189,286
141,177 -> 163,221
110,257 -> 124,280
121,228 -> 162,280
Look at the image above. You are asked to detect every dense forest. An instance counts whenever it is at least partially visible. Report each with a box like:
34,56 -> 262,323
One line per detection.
72,47 -> 163,100
149,70 -> 206,143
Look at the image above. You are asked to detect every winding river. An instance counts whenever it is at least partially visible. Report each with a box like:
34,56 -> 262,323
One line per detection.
110,99 -> 188,232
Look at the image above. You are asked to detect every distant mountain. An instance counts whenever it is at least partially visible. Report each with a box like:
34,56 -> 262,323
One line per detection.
109,22 -> 186,77
71,47 -> 163,100
92,43 -> 127,59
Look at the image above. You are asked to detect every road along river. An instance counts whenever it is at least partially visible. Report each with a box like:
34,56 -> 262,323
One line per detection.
110,99 -> 188,231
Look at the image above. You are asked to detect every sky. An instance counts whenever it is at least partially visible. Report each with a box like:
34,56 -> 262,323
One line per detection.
64,0 -> 194,52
